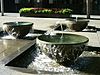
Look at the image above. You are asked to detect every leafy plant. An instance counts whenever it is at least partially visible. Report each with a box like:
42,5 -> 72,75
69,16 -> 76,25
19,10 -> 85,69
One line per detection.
19,8 -> 72,15
41,9 -> 53,14
19,8 -> 33,14
55,8 -> 72,15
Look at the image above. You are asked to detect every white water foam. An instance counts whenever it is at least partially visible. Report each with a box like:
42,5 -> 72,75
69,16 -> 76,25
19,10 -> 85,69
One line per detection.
28,53 -> 73,74
1,35 -> 16,40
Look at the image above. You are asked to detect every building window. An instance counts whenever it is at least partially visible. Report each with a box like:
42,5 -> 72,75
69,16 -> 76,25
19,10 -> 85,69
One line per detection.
15,0 -> 19,4
37,0 -> 41,3
28,0 -> 30,2
49,0 -> 53,4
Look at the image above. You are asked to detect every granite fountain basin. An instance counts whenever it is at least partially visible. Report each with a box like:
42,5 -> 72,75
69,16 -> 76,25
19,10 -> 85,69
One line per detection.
65,19 -> 89,31
36,33 -> 89,66
3,22 -> 33,38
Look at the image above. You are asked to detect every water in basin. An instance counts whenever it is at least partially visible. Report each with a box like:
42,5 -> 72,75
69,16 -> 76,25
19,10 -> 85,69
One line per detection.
37,33 -> 89,66
38,33 -> 88,44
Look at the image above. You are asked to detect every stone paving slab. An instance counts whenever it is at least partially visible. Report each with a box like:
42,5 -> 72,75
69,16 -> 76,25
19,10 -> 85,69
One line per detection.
0,65 -> 38,75
0,39 -> 35,65
0,16 -> 66,31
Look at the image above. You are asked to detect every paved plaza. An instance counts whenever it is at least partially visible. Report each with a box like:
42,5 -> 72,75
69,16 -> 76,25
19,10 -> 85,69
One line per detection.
0,13 -> 100,74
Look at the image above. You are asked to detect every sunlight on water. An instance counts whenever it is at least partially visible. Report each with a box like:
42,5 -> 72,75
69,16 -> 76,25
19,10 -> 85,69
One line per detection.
1,35 -> 16,40
75,16 -> 78,22
16,21 -> 18,25
55,21 -> 64,39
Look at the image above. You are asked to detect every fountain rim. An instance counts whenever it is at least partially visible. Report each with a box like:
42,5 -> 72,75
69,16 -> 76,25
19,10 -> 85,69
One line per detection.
66,18 -> 89,21
72,19 -> 89,23
37,33 -> 89,45
3,21 -> 33,27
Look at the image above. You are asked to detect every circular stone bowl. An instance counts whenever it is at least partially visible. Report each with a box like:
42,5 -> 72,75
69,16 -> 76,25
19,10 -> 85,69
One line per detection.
66,19 -> 89,31
3,22 -> 33,38
36,33 -> 89,66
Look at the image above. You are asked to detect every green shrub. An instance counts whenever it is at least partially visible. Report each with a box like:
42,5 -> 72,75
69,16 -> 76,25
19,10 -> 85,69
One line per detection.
54,8 -> 72,15
19,8 -> 72,15
19,8 -> 33,14
41,9 -> 53,14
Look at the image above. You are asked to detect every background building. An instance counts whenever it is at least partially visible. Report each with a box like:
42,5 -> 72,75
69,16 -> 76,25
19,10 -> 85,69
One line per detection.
1,0 -> 100,15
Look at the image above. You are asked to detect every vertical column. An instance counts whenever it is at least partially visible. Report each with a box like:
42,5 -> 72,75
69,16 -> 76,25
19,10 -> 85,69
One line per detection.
83,0 -> 86,13
86,0 -> 92,18
1,0 -> 4,16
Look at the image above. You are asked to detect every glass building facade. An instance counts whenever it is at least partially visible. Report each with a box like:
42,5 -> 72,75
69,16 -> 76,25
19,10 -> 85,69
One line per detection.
2,0 -> 100,14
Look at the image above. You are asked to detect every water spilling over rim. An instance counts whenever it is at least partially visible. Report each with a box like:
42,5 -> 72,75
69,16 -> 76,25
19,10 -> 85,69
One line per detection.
37,33 -> 89,45
3,22 -> 33,27
36,33 -> 89,66
2,21 -> 34,38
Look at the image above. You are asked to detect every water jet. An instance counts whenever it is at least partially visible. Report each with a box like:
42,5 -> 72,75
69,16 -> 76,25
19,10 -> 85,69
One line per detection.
36,33 -> 89,66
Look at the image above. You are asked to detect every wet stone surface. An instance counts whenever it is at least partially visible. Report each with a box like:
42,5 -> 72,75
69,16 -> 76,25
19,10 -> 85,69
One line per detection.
5,43 -> 100,74
72,51 -> 100,74
6,44 -> 37,68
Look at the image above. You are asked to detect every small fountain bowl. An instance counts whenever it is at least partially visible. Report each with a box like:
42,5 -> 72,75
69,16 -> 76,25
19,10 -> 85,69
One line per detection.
3,22 -> 33,38
36,33 -> 89,66
66,19 -> 89,31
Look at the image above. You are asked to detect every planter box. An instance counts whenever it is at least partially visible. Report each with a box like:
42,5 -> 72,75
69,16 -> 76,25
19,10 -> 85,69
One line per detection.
20,13 -> 71,18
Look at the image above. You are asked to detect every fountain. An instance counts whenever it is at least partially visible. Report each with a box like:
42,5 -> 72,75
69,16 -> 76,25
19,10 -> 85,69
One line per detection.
36,33 -> 89,66
2,21 -> 33,38
65,18 -> 89,31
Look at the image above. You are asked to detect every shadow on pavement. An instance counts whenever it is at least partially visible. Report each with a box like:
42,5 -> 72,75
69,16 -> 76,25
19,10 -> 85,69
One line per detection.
72,57 -> 100,74
87,46 -> 100,52
5,44 -> 37,68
